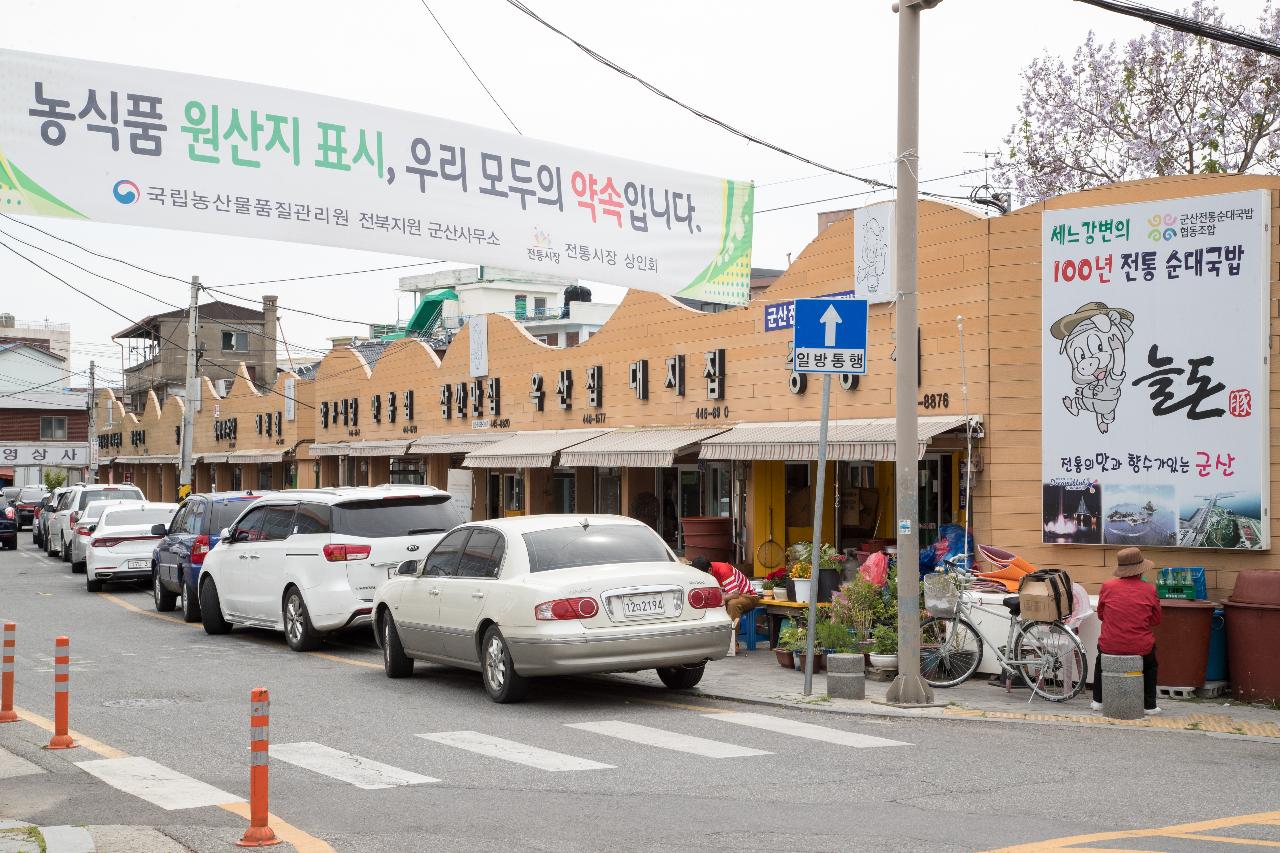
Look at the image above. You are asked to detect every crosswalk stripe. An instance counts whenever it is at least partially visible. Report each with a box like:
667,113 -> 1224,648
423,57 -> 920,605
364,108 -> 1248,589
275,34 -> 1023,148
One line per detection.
39,825 -> 95,853
709,712 -> 912,748
270,742 -> 438,789
566,720 -> 772,758
417,731 -> 613,772
74,757 -> 242,810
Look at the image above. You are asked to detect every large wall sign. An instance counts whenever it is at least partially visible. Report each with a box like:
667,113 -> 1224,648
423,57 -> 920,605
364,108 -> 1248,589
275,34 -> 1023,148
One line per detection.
1041,190 -> 1270,550
0,49 -> 755,305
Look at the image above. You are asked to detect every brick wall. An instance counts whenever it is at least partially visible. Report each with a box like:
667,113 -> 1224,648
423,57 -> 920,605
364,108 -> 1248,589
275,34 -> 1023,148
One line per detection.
0,408 -> 88,441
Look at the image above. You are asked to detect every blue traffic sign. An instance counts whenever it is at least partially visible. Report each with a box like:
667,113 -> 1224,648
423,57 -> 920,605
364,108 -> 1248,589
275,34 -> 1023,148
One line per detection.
792,298 -> 869,374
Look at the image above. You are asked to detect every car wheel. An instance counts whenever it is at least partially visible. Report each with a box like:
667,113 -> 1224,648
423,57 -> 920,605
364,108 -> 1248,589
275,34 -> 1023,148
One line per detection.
283,588 -> 322,652
480,626 -> 529,704
381,613 -> 414,678
179,578 -> 201,623
60,535 -> 71,563
199,578 -> 232,635
657,664 -> 706,690
86,575 -> 103,593
153,571 -> 177,612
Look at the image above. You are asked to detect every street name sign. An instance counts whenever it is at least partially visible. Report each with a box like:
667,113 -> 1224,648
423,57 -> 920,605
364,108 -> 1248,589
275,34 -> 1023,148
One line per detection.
792,298 -> 869,374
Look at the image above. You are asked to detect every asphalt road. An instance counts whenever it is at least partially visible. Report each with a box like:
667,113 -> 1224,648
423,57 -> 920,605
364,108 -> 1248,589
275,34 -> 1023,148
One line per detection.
0,537 -> 1277,853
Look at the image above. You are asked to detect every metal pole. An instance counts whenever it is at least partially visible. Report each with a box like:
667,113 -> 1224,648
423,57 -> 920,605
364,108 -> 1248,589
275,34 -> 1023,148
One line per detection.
801,373 -> 832,696
886,0 -> 935,706
179,276 -> 200,492
87,361 -> 97,484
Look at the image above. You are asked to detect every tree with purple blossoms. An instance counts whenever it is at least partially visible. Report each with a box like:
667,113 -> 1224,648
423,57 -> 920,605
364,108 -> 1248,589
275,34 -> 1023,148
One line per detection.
996,1 -> 1280,204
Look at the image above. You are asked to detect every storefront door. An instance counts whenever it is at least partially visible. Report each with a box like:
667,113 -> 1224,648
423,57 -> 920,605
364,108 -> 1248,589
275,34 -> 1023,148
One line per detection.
918,453 -> 954,545
551,472 -> 576,513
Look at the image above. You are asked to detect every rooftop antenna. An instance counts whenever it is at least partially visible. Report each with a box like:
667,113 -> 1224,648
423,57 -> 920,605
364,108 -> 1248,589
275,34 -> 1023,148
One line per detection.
962,150 -> 1011,214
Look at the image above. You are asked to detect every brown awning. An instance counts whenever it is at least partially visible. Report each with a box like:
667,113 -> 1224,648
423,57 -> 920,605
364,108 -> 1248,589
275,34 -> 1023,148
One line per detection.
698,415 -> 982,462
462,429 -> 611,469
558,426 -> 730,468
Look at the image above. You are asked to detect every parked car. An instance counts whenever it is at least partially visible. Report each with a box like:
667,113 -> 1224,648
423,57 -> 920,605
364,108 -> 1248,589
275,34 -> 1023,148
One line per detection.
13,486 -> 48,530
199,486 -> 465,651
1,487 -> 20,507
152,491 -> 271,622
71,499 -> 148,571
47,484 -> 145,562
33,488 -> 70,549
0,503 -> 16,550
373,514 -> 732,703
84,503 -> 180,593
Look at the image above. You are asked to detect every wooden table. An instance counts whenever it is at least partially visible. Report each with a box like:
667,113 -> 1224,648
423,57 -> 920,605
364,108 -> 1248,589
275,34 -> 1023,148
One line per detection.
760,600 -> 832,649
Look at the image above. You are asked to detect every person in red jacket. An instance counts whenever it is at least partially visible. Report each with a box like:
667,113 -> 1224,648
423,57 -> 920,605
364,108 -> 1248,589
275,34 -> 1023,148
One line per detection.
1091,546 -> 1163,715
690,556 -> 760,620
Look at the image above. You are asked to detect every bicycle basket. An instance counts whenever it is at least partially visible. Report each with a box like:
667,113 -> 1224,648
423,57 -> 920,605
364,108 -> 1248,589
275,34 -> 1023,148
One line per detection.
923,572 -> 961,618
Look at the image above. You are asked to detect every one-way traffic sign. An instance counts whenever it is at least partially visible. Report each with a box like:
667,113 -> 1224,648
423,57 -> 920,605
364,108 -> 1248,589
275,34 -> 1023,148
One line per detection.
793,297 -> 869,374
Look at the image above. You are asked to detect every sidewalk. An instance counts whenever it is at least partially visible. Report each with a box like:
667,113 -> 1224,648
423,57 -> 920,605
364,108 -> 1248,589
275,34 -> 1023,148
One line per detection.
603,647 -> 1280,741
0,821 -> 191,853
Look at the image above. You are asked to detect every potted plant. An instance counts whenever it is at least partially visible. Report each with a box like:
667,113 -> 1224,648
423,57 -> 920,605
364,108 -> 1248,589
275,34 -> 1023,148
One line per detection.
775,625 -> 805,669
869,625 -> 898,670
789,561 -> 813,603
817,619 -> 857,656
766,567 -> 789,601
789,541 -> 848,602
761,578 -> 777,600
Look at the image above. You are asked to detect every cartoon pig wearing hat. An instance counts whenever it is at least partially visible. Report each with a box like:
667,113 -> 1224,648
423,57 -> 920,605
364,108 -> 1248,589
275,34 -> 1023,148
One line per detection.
1051,301 -> 1135,434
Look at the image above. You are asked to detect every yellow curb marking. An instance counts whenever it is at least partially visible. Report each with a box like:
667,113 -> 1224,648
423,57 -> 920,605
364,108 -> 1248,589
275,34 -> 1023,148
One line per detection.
307,650 -> 382,670
220,803 -> 335,853
944,706 -> 1280,738
986,809 -> 1280,852
13,706 -> 126,759
1171,833 -> 1280,847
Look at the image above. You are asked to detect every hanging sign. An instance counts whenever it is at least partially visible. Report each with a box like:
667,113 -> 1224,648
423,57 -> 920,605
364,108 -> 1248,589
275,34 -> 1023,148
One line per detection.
854,201 -> 894,303
1040,190 -> 1270,550
0,48 -> 755,305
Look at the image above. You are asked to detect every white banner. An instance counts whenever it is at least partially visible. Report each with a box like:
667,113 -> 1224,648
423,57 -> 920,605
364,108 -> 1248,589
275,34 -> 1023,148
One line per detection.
0,443 -> 89,467
0,49 -> 755,305
1041,190 -> 1270,550
855,201 -> 894,304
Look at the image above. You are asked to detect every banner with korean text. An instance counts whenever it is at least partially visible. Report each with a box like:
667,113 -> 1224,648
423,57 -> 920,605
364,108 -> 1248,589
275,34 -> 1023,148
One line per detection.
0,49 -> 754,305
1041,190 -> 1270,550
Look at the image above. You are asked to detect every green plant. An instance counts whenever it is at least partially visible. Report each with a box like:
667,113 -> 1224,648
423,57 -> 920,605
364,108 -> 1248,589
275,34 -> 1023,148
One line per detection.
42,469 -> 66,490
787,541 -> 847,572
830,578 -> 880,635
871,625 -> 898,655
761,578 -> 776,591
816,620 -> 856,653
778,626 -> 807,652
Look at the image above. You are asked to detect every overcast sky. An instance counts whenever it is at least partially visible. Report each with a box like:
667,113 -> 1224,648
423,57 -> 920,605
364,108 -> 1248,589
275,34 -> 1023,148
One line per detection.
0,0 -> 1267,385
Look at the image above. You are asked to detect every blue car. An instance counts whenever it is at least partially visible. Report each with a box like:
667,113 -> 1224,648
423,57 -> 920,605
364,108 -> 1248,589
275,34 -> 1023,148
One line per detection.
151,491 -> 269,622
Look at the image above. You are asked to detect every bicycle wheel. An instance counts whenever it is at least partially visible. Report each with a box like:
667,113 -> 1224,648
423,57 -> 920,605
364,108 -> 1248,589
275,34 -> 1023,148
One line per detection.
920,616 -> 983,688
1014,621 -> 1087,702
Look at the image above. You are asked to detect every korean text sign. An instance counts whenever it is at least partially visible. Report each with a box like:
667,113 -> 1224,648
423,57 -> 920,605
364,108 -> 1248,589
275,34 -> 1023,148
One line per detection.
0,49 -> 755,305
0,444 -> 88,466
1040,190 -> 1270,550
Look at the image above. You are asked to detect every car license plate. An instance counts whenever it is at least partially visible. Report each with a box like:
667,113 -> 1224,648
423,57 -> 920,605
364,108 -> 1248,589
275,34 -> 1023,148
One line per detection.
621,594 -> 665,618
127,559 -> 149,570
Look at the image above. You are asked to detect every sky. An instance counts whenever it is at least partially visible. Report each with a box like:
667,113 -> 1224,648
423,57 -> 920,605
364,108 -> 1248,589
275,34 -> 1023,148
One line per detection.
0,0 -> 1269,386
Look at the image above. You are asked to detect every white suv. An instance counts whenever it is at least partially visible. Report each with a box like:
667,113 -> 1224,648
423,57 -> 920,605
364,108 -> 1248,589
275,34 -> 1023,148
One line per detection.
198,486 -> 465,651
47,484 -> 146,567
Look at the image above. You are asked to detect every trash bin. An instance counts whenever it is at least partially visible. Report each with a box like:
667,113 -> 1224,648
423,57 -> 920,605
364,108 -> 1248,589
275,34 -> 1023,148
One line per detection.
1152,600 -> 1216,689
1204,608 -> 1228,683
1224,571 -> 1280,703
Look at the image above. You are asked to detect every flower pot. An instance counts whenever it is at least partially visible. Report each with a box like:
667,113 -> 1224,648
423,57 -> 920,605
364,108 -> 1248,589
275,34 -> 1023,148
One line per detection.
774,648 -> 795,669
868,653 -> 898,670
817,568 -> 843,602
772,587 -> 788,602
792,578 -> 813,604
797,652 -> 826,673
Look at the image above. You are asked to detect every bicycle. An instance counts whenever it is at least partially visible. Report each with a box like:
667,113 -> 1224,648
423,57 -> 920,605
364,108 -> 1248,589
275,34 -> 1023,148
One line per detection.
919,563 -> 1087,702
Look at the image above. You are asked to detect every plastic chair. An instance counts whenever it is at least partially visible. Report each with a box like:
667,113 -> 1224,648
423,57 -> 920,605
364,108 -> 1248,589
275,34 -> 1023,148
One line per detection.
737,606 -> 768,651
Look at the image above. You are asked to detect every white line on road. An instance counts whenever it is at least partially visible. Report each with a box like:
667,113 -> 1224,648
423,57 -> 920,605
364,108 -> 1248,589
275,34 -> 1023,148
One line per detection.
270,741 -> 439,789
416,731 -> 613,772
709,712 -> 912,748
74,756 -> 242,810
565,720 -> 772,758
39,825 -> 95,853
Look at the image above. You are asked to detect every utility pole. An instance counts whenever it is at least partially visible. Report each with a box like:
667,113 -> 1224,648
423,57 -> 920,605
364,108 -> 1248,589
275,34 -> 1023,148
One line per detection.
179,276 -> 200,497
886,0 -> 938,707
87,361 -> 97,484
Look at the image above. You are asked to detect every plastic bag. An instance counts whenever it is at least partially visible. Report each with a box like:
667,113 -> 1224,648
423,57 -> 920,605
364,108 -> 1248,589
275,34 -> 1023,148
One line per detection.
860,551 -> 889,587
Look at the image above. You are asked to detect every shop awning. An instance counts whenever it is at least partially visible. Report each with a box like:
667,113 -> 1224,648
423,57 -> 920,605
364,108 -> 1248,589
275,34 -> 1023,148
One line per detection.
462,429 -> 611,469
222,450 -> 287,464
409,433 -> 505,455
345,440 -> 418,457
117,455 -> 181,465
558,426 -> 731,468
698,415 -> 982,462
308,442 -> 351,457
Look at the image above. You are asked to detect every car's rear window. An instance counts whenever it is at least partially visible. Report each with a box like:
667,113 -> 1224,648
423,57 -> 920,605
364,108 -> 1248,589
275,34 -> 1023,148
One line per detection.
212,499 -> 260,532
18,488 -> 45,502
332,495 -> 458,539
101,508 -> 176,528
522,524 -> 674,573
79,488 -> 143,509
2,488 -> 19,501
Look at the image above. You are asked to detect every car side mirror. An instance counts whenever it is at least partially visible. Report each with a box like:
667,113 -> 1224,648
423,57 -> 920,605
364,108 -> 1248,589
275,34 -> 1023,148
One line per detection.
221,527 -> 232,541
151,523 -> 168,536
87,523 -> 97,533
397,560 -> 419,576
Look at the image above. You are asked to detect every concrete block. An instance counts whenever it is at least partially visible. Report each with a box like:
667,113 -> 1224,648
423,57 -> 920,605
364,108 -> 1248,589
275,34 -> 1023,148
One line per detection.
827,672 -> 866,700
1101,653 -> 1144,720
826,653 -> 864,674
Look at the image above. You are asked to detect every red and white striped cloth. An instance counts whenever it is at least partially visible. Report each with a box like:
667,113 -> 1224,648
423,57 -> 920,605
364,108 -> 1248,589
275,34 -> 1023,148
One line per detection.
709,562 -> 755,597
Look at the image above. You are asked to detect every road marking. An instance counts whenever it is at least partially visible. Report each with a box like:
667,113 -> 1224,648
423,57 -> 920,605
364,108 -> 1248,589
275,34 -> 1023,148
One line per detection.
38,825 -> 94,853
986,809 -> 1280,851
417,731 -> 613,772
709,712 -> 912,748
74,756 -> 242,811
0,744 -> 45,779
565,720 -> 771,758
270,741 -> 438,789
219,803 -> 335,853
14,707 -> 125,758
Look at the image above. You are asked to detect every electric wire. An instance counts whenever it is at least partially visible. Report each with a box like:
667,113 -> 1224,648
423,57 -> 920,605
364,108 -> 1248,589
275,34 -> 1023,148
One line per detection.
417,0 -> 523,134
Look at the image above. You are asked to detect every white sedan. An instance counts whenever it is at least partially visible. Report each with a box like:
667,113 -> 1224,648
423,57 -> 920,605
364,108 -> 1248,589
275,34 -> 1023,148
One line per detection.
71,499 -> 147,571
84,503 -> 180,593
373,514 -> 732,703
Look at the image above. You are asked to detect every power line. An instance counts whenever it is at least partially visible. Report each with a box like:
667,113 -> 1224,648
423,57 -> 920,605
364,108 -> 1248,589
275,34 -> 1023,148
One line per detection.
1074,0 -> 1280,57
416,0 -> 523,134
755,168 -> 988,214
217,261 -> 447,288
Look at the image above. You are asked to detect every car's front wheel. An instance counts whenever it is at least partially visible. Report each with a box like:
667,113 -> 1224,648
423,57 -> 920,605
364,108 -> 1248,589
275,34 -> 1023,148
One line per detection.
381,613 -> 414,678
179,578 -> 201,623
283,588 -> 322,652
657,664 -> 706,690
480,626 -> 528,704
199,578 -> 232,635
60,535 -> 71,563
153,571 -> 176,612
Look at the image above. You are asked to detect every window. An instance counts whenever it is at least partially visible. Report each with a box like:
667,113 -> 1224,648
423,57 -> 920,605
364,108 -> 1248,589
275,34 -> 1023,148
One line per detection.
331,495 -> 459,538
503,475 -> 524,513
40,417 -> 67,440
221,331 -> 249,351
100,508 -> 177,530
257,464 -> 272,491
258,506 -> 296,541
17,487 -> 46,503
456,529 -> 505,579
423,529 -> 469,577
533,296 -> 547,318
293,503 -> 331,535
211,499 -> 256,534
78,487 -> 143,510
231,507 -> 268,542
523,524 -> 673,573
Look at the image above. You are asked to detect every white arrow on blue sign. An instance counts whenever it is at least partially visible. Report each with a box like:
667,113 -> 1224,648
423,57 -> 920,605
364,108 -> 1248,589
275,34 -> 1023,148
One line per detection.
792,297 -> 869,374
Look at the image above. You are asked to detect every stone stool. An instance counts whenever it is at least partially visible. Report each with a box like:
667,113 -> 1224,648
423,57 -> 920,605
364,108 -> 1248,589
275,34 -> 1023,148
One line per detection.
1100,654 -> 1144,720
826,654 -> 866,700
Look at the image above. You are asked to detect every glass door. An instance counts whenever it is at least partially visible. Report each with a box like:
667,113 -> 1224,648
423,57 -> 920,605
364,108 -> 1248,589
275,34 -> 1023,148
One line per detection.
917,453 -> 954,545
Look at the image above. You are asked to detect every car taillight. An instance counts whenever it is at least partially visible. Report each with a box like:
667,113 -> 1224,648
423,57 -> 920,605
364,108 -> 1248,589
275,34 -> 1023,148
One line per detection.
34,508 -> 42,519
91,535 -> 159,548
688,587 -> 725,609
534,597 -> 599,620
322,543 -> 371,562
2,507 -> 13,520
75,525 -> 92,536
190,535 -> 211,566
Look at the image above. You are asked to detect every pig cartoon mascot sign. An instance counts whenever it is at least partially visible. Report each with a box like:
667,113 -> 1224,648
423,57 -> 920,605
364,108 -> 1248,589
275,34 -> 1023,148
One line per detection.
1051,301 -> 1134,435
